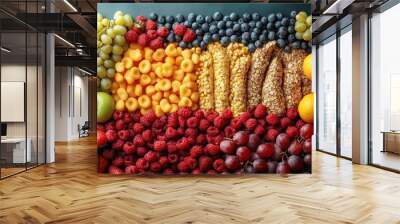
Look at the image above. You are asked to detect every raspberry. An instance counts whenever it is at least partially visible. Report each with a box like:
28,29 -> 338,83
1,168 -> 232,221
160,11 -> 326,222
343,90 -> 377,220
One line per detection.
132,111 -> 141,122
133,135 -> 145,146
192,169 -> 201,174
280,117 -> 292,128
224,126 -> 235,138
182,29 -> 196,42
150,162 -> 161,172
144,110 -> 157,123
111,139 -> 124,150
112,156 -> 124,167
245,118 -> 257,131
167,141 -> 178,153
254,125 -> 266,136
125,165 -> 138,174
196,134 -> 207,145
136,158 -> 149,170
136,147 -> 147,157
207,169 -> 217,174
258,119 -> 266,127
207,127 -> 219,136
199,156 -> 212,172
206,111 -> 219,122
165,127 -> 177,139
153,118 -> 164,129
212,134 -> 224,145
135,15 -> 147,23
187,136 -> 195,145
167,113 -> 179,128
186,117 -> 199,128
168,153 -> 179,163
286,126 -> 299,138
146,29 -> 158,40
194,110 -> 205,119
230,118 -> 243,130
163,168 -> 174,174
98,156 -> 109,173
221,108 -> 233,120
102,149 -> 115,160
177,161 -> 190,172
185,128 -> 197,138
198,119 -> 210,131
159,115 -> 167,126
108,166 -> 124,175
145,19 -> 157,30
137,33 -> 150,47
174,24 -> 187,36
154,140 -> 167,152
149,37 -> 164,50
122,142 -> 136,155
144,151 -> 158,162
253,104 -> 267,118
266,113 -> 279,125
176,137 -> 191,152
265,128 -> 279,142
105,121 -> 115,131
213,159 -> 225,172
184,157 -> 197,169
125,30 -> 138,43
286,108 -> 299,120
115,120 -> 125,131
177,107 -> 192,118
190,145 -> 203,158
142,129 -> 153,142
178,116 -> 186,128
113,111 -> 124,120
205,143 -> 220,156
131,27 -> 142,35
213,116 -> 225,130
296,120 -> 306,129
133,123 -> 144,134
156,26 -> 169,37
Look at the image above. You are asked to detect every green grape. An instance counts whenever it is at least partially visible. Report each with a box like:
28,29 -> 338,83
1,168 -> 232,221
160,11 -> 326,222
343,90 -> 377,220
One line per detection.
99,51 -> 110,60
97,13 -> 103,22
303,29 -> 312,41
97,22 -> 103,31
306,16 -> 312,27
112,45 -> 124,55
101,18 -> 109,27
101,78 -> 112,90
113,25 -> 127,35
100,34 -> 112,45
97,78 -> 100,88
114,35 -> 126,46
97,66 -> 107,79
101,44 -> 112,54
295,32 -> 304,40
298,11 -> 308,18
115,16 -> 125,26
114,11 -> 124,20
103,59 -> 114,68
106,28 -> 115,39
107,68 -> 116,78
97,57 -> 103,66
296,14 -> 306,23
97,40 -> 103,48
112,55 -> 122,62
295,22 -> 307,32
124,14 -> 133,28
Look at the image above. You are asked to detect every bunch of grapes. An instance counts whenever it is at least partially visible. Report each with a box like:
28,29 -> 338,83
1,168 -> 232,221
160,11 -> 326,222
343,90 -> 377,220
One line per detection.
97,11 -> 133,92
294,11 -> 312,42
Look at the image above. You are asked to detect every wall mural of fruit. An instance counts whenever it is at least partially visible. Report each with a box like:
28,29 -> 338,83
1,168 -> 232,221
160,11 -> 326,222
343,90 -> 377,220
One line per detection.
97,3 -> 313,175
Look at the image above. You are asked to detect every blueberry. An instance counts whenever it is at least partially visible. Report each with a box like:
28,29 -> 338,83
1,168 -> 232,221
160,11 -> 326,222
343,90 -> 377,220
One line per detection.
192,22 -> 199,30
288,34 -> 295,43
175,35 -> 182,42
203,34 -> 211,44
281,17 -> 289,26
192,39 -> 200,47
259,34 -> 267,42
262,29 -> 268,35
268,31 -> 276,40
277,38 -> 286,48
217,21 -> 225,29
209,24 -> 218,33
184,21 -> 190,27
188,13 -> 196,22
166,15 -> 174,23
157,16 -> 166,24
284,46 -> 291,52
274,21 -> 281,29
195,29 -> 203,36
218,29 -> 225,36
149,12 -> 158,21
288,26 -> 295,34
291,41 -> 300,48
252,27 -> 261,34
278,30 -> 287,39
200,41 -> 207,49
308,41 -> 312,48
249,21 -> 256,28
243,13 -> 251,22
276,13 -> 283,20
197,35 -> 203,42
187,43 -> 192,48
202,23 -> 209,32
212,33 -> 220,41
241,38 -> 248,45
250,32 -> 258,41
290,11 -> 297,18
238,18 -> 244,24
167,33 -> 175,42
221,36 -> 229,46
196,15 -> 205,24
233,24 -> 240,32
205,15 -> 213,23
179,41 -> 187,48
230,35 -> 239,42
290,18 -> 296,25
241,23 -> 250,32
261,16 -> 268,25
226,21 -> 233,28
241,32 -> 250,41
213,12 -> 223,21
278,26 -> 288,34
268,14 -> 276,22
266,22 -> 274,30
301,41 -> 308,49
223,15 -> 230,21
255,40 -> 262,48
226,28 -> 233,36
252,12 -> 260,21
230,12 -> 239,21
255,21 -> 263,29
248,43 -> 256,52
176,14 -> 185,23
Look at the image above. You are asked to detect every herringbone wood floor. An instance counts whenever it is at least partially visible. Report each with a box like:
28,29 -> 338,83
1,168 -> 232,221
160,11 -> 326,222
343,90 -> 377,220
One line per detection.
0,136 -> 399,224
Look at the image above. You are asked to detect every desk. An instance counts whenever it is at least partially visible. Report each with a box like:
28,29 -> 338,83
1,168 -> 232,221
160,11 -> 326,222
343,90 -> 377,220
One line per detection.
381,131 -> 400,154
1,138 -> 32,163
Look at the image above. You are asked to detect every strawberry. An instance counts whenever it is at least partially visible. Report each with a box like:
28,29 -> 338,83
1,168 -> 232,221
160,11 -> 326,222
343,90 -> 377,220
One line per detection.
137,33 -> 150,47
254,104 -> 267,118
286,108 -> 299,120
174,24 -> 187,36
135,15 -> 147,23
149,37 -> 164,50
156,27 -> 169,37
145,19 -> 157,30
266,113 -> 279,125
245,118 -> 257,131
182,29 -> 196,43
125,30 -> 138,43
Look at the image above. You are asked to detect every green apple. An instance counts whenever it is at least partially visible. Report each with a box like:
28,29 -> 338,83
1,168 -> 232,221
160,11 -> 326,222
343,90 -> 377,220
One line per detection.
97,92 -> 114,123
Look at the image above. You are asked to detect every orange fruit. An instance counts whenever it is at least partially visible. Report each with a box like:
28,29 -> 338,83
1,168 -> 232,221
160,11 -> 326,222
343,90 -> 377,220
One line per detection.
298,93 -> 314,123
303,54 -> 312,80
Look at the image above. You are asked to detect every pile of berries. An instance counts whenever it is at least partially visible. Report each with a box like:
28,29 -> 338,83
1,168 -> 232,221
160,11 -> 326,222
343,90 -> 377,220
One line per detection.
97,104 -> 312,175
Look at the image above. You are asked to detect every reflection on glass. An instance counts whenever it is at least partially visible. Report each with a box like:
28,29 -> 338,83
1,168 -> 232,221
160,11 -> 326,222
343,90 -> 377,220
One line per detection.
317,36 -> 337,154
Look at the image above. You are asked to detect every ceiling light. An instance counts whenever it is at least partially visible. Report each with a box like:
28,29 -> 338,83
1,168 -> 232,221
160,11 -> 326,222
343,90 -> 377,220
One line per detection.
77,67 -> 92,76
54,34 -> 75,48
1,47 -> 11,53
63,0 -> 78,12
